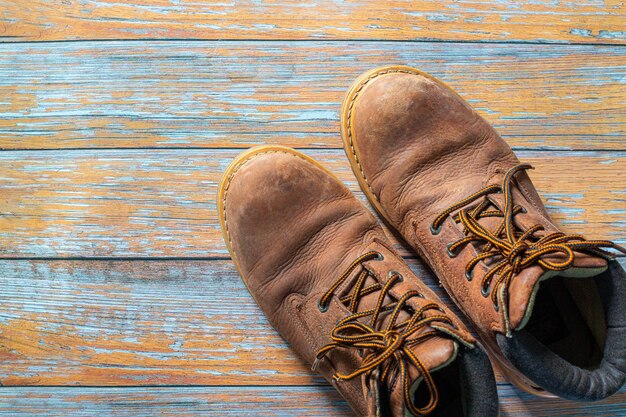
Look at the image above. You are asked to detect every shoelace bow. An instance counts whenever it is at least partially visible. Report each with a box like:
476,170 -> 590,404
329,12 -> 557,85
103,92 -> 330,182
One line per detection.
314,251 -> 473,416
431,164 -> 626,316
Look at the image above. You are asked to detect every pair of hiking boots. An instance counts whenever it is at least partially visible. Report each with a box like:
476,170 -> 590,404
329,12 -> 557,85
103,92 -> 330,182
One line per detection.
218,66 -> 626,416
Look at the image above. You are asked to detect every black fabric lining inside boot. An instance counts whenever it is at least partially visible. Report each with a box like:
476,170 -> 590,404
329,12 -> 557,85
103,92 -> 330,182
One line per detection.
413,360 -> 463,417
525,276 -> 604,369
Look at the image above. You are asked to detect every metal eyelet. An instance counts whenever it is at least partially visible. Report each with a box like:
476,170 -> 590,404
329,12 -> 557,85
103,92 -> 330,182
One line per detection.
375,252 -> 384,261
481,284 -> 491,298
318,301 -> 329,313
430,223 -> 442,235
465,269 -> 474,281
520,207 -> 527,214
388,271 -> 403,282
446,242 -> 457,258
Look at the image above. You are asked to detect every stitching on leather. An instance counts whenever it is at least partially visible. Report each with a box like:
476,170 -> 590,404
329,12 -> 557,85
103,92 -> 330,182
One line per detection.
287,293 -> 317,351
346,68 -> 417,203
264,201 -> 363,294
517,175 -> 554,227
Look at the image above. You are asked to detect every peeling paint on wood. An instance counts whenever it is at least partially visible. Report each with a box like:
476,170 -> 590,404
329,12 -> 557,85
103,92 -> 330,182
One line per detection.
0,149 -> 623,258
1,258 -> 625,415
1,1 -> 625,44
0,41 -> 625,150
2,1 -> 625,414
0,385 -> 624,416
0,386 -> 353,416
0,260 -> 318,386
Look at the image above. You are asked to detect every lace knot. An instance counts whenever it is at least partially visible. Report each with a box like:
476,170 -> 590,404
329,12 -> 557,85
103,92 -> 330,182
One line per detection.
382,329 -> 403,349
507,241 -> 529,272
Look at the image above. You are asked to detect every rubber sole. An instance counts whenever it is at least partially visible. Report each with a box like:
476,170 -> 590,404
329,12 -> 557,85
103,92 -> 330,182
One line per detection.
339,65 -> 555,399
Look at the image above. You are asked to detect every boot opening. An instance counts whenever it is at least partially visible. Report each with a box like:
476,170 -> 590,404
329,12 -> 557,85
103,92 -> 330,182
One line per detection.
413,359 -> 463,417
497,261 -> 626,401
405,346 -> 498,416
524,275 -> 605,370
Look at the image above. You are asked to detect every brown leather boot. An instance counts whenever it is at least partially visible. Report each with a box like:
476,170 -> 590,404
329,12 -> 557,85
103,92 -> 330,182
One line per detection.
341,65 -> 626,401
218,145 -> 498,416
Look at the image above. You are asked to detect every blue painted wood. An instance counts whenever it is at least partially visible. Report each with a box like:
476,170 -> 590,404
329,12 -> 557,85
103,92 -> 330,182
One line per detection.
1,0 -> 624,44
1,259 -> 625,391
0,41 -> 624,150
0,384 -> 625,416
1,10 -> 624,415
0,149 -> 623,258
0,386 -> 353,416
0,259 -> 321,386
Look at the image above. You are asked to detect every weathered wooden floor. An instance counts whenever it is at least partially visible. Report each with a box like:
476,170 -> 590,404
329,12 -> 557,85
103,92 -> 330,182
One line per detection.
0,1 -> 624,416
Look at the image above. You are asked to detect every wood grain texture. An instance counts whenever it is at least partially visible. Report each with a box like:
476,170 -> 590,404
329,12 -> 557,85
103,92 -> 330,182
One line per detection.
1,385 -> 626,417
1,257 -> 625,385
0,386 -> 353,416
1,1 -> 625,44
0,149 -> 623,258
0,259 -> 317,386
2,0 -> 625,414
1,41 -> 625,151
2,258 -> 626,414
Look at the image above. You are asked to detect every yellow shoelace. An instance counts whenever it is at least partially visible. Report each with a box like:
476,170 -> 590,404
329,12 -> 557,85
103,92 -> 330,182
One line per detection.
431,164 -> 626,314
315,251 -> 473,416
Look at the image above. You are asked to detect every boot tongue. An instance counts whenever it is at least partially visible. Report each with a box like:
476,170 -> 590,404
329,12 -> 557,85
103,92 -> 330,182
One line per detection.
508,252 -> 608,331
345,262 -> 460,375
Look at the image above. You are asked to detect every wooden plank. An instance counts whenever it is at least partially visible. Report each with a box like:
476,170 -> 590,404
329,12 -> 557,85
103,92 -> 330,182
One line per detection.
1,258 -> 625,388
1,41 -> 625,151
0,149 -> 623,258
1,1 -> 625,44
2,259 -> 626,417
1,385 -> 625,417
0,386 -> 353,416
0,260 -> 316,386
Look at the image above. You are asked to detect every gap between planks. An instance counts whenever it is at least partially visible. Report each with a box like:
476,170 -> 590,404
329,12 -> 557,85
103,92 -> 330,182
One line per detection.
3,38 -> 626,47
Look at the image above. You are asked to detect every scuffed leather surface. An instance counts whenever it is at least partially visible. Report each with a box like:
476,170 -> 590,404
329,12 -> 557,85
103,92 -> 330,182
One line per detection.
349,71 -> 519,334
346,69 -> 606,336
222,148 -> 474,416
344,68 -> 622,399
